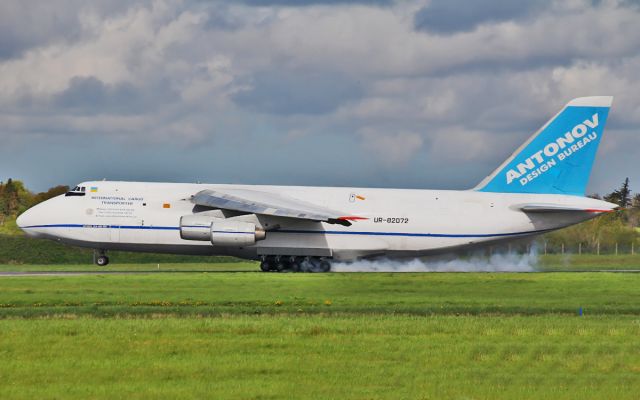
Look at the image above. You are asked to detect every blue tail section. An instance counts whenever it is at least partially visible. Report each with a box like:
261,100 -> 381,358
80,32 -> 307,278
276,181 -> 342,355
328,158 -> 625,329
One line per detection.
475,96 -> 612,196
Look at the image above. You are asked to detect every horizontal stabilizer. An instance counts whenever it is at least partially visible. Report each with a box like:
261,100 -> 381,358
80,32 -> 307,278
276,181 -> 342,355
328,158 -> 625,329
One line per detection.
517,203 -> 616,213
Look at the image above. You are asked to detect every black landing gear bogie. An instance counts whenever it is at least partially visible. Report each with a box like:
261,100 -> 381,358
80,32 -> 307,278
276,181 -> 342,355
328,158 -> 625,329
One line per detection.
94,250 -> 110,267
260,256 -> 331,273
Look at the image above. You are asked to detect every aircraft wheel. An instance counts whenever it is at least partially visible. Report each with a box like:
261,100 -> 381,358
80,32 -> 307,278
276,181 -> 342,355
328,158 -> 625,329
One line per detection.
260,260 -> 271,272
96,255 -> 109,267
299,258 -> 313,273
318,260 -> 331,273
306,258 -> 331,272
288,256 -> 302,272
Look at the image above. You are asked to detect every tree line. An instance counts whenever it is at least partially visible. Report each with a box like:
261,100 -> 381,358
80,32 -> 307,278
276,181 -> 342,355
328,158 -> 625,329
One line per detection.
541,178 -> 640,253
0,179 -> 68,218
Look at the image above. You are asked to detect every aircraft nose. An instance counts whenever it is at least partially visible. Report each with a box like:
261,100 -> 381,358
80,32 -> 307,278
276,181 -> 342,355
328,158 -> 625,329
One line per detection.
16,207 -> 40,237
16,209 -> 31,230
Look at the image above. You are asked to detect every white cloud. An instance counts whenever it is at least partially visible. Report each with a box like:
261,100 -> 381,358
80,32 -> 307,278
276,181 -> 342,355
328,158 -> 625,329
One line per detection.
359,128 -> 424,166
1,0 -> 640,193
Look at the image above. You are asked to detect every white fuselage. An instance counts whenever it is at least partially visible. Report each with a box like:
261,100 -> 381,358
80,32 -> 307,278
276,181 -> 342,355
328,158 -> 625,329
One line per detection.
17,181 -> 614,261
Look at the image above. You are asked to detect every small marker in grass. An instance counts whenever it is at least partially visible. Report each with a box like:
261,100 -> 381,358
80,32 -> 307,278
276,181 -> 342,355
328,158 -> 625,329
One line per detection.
578,306 -> 583,316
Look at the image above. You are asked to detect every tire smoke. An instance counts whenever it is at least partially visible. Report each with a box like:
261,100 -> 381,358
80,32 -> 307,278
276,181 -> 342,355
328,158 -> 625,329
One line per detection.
333,245 -> 538,272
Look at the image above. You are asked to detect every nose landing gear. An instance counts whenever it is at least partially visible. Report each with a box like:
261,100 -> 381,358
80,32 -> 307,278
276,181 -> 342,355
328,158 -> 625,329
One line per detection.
259,256 -> 331,273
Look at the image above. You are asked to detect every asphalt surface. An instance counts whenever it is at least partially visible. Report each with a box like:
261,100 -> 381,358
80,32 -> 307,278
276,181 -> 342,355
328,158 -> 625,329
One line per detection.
0,270 -> 257,276
1,269 -> 640,276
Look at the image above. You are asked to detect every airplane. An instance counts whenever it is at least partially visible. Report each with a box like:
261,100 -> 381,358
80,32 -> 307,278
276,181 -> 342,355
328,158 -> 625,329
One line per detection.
17,96 -> 617,272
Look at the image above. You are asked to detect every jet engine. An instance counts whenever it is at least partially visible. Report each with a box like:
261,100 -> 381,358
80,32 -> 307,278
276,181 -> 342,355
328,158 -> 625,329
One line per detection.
180,215 -> 266,246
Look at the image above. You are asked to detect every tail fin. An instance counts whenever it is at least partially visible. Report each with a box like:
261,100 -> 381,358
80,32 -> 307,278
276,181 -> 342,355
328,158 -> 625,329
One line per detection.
474,96 -> 612,196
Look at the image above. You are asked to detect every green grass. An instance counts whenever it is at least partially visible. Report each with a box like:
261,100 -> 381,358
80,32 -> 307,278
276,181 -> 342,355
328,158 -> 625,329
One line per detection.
0,217 -> 20,236
1,315 -> 639,399
1,271 -> 640,398
539,254 -> 640,271
0,271 -> 639,317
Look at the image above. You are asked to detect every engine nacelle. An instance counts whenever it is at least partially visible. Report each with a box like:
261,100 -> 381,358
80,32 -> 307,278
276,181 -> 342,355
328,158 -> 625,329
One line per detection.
211,220 -> 265,246
179,215 -> 265,246
180,215 -> 219,241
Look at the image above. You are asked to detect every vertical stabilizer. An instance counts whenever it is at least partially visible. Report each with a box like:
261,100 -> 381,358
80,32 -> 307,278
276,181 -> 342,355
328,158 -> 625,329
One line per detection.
474,96 -> 612,195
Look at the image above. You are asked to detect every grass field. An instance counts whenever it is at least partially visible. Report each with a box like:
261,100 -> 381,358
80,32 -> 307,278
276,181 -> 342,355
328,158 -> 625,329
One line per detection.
2,315 -> 639,399
539,254 -> 640,271
0,270 -> 640,317
1,270 -> 640,399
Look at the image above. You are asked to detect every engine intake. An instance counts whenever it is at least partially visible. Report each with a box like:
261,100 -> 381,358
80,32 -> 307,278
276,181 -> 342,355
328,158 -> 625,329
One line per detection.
180,215 -> 265,246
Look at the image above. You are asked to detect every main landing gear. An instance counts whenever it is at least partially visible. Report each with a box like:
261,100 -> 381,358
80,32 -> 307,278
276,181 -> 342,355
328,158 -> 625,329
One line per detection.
94,250 -> 110,267
260,256 -> 331,273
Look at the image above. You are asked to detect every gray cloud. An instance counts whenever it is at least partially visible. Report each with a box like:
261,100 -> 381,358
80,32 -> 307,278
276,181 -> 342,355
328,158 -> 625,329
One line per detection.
0,2 -> 82,59
53,76 -> 178,115
414,0 -> 551,34
239,0 -> 392,6
232,70 -> 364,115
1,0 -> 640,195
0,1 -> 141,60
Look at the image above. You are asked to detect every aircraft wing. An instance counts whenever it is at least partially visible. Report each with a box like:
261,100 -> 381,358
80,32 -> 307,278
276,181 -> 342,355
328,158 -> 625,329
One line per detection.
191,188 -> 364,226
518,203 -> 615,213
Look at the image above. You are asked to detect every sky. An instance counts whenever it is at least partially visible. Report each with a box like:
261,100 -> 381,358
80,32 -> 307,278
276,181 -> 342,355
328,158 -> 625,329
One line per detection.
1,0 -> 639,194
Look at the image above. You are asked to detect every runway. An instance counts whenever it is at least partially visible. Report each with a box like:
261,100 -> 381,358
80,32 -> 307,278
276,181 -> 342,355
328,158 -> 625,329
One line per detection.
0,270 -> 258,276
1,269 -> 640,277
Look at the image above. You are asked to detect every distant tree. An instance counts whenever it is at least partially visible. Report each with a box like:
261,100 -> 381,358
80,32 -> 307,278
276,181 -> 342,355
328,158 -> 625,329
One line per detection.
1,178 -> 19,215
619,178 -> 632,208
629,194 -> 640,228
604,178 -> 632,208
1,178 -> 36,216
588,193 -> 602,200
1,179 -> 73,218
603,192 -> 619,205
30,185 -> 69,207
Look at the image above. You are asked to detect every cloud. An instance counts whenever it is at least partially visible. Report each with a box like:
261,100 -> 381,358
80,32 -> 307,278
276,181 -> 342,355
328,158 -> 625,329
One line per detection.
0,1 -> 140,60
239,0 -> 392,6
232,69 -> 364,115
1,0 -> 640,195
53,76 -> 167,115
360,129 -> 424,166
414,0 -> 551,34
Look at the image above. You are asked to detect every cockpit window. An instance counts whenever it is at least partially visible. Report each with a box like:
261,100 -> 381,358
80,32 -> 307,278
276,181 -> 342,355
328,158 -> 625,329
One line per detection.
66,185 -> 86,197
